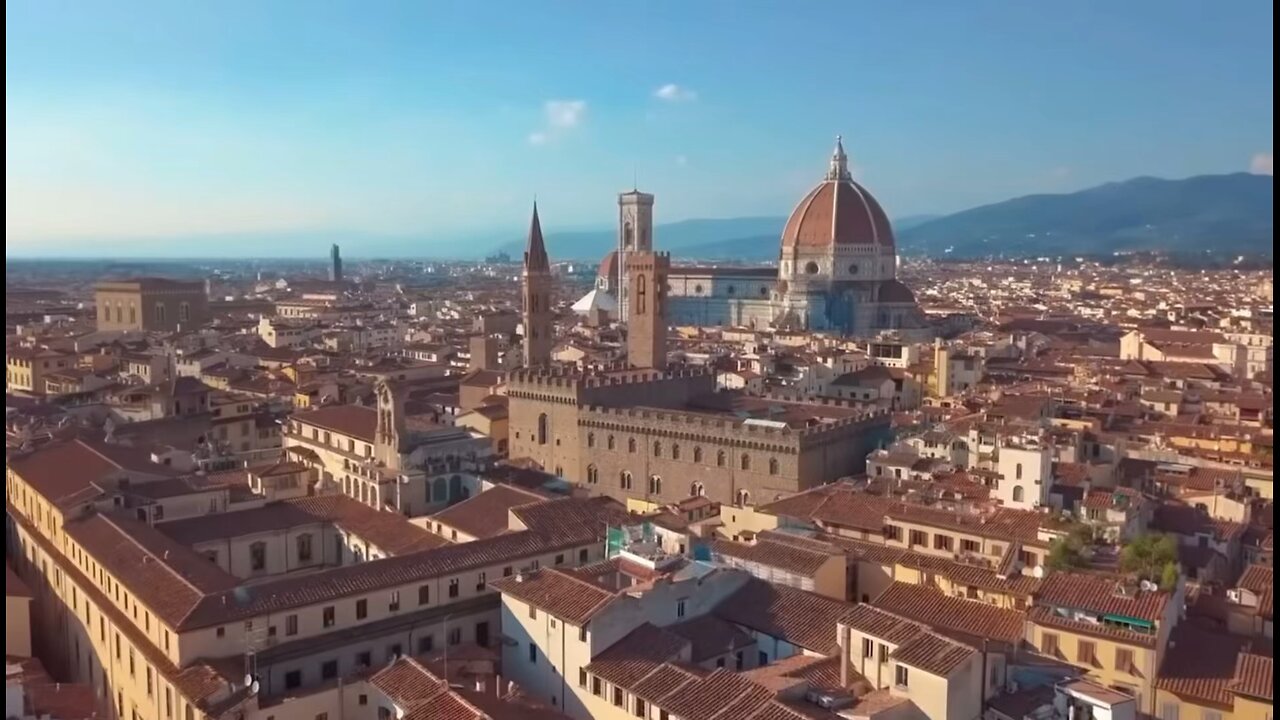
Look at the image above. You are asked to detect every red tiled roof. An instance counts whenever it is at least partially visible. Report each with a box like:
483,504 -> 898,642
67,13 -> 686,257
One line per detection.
715,578 -> 853,654
667,614 -> 755,663
1230,653 -> 1273,702
709,536 -> 836,577
891,630 -> 976,677
584,623 -> 690,687
1034,571 -> 1171,624
1157,624 -> 1264,707
430,485 -> 547,540
873,581 -> 1026,645
489,567 -> 617,626
8,436 -> 179,508
294,404 -> 378,442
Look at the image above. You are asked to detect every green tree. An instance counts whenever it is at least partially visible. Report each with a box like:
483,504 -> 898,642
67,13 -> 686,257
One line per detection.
1047,523 -> 1093,570
1121,533 -> 1180,590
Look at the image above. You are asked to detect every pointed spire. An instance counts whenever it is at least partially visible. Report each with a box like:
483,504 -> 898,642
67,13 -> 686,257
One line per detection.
524,202 -> 550,272
827,134 -> 851,181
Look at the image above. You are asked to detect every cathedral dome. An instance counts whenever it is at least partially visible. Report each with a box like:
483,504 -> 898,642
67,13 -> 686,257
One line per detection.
781,137 -> 895,250
597,250 -> 620,281
878,279 -> 917,304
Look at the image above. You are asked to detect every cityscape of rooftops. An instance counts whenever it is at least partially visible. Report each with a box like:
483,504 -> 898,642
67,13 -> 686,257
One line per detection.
5,3 -> 1273,720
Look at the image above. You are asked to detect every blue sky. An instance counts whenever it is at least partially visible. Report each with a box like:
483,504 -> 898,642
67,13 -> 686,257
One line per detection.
6,0 -> 1274,255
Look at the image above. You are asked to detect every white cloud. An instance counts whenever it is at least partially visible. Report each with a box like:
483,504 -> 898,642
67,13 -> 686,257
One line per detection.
545,100 -> 586,129
654,84 -> 697,102
1250,152 -> 1272,175
528,99 -> 587,146
675,155 -> 688,166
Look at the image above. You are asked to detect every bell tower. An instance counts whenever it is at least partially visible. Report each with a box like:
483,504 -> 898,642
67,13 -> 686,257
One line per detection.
521,203 -> 554,367
374,380 -> 405,470
625,251 -> 669,369
617,190 -> 654,318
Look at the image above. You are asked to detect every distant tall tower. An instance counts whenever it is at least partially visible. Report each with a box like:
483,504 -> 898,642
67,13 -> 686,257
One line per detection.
617,190 -> 654,318
329,244 -> 343,282
625,251 -> 670,369
521,203 -> 554,368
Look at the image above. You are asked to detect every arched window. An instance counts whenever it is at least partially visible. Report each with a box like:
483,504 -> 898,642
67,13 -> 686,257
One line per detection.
693,447 -> 703,463
741,454 -> 751,471
624,221 -> 634,249
690,482 -> 705,497
296,533 -> 313,563
537,414 -> 549,445
587,432 -> 596,449
587,465 -> 599,484
555,466 -> 563,477
672,444 -> 681,460
768,458 -> 779,476
736,490 -> 751,506
607,435 -> 616,450
717,450 -> 726,468
649,475 -> 662,495
1015,463 -> 1023,480
179,302 -> 190,323
628,438 -> 637,454
1012,486 -> 1025,503
154,303 -> 166,325
636,274 -> 647,314
620,472 -> 633,490
653,441 -> 662,458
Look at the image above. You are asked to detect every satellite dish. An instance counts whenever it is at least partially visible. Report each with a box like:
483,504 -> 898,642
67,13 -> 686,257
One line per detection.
249,680 -> 259,695
1031,565 -> 1045,579
243,674 -> 254,687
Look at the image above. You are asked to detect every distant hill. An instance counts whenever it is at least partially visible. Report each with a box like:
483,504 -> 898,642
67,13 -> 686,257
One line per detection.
495,216 -> 789,261
898,173 -> 1274,257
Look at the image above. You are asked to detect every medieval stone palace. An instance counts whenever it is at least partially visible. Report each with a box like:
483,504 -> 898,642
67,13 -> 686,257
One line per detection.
509,194 -> 892,506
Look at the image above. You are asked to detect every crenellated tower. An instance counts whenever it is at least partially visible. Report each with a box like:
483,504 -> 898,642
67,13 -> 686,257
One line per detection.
625,251 -> 670,369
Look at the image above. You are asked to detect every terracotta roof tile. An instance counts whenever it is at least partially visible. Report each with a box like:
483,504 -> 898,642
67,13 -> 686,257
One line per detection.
873,581 -> 1026,645
1157,624 -> 1263,707
1230,653 -> 1273,702
891,631 -> 977,677
584,623 -> 690,688
294,404 -> 378,443
430,485 -> 547,540
1034,571 -> 1171,624
489,568 -> 617,626
715,578 -> 853,654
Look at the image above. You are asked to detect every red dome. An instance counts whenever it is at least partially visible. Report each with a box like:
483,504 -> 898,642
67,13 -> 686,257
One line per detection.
781,178 -> 895,250
597,250 -> 619,280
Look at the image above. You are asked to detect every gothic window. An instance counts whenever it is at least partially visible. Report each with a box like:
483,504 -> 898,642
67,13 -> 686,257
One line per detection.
179,302 -> 190,322
607,435 -> 616,450
672,444 -> 681,460
587,432 -> 595,449
768,458 -> 779,476
653,441 -> 662,458
649,476 -> 662,495
690,482 -> 705,497
537,414 -> 548,446
693,447 -> 703,463
620,472 -> 633,490
154,303 -> 166,325
741,454 -> 751,471
636,274 -> 647,314
736,490 -> 751,506
717,450 -> 726,467
624,221 -> 634,249
628,438 -> 637,453
587,465 -> 598,484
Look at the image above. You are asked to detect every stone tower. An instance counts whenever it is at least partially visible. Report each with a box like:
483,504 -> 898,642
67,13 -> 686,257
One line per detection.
617,190 -> 655,318
625,251 -> 670,369
374,379 -> 405,470
521,203 -> 554,368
